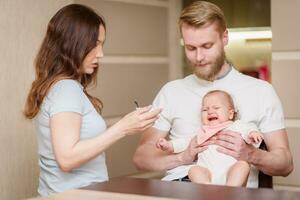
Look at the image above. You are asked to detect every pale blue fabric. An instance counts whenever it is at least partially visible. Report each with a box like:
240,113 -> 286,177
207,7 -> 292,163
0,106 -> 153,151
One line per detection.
35,80 -> 108,196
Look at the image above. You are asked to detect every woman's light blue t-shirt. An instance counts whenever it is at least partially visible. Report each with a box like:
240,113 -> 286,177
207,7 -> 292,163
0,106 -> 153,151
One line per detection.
35,80 -> 108,196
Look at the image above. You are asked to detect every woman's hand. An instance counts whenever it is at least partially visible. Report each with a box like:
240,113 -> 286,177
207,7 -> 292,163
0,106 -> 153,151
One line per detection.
114,105 -> 162,136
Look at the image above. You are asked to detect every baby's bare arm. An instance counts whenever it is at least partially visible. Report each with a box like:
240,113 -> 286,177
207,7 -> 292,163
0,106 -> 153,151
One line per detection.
156,138 -> 174,153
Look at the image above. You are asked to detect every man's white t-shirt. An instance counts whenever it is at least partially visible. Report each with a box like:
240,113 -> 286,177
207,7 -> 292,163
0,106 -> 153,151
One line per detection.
152,67 -> 285,188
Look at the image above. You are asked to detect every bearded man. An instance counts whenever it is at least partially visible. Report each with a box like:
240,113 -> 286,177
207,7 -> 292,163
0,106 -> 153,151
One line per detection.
133,1 -> 293,188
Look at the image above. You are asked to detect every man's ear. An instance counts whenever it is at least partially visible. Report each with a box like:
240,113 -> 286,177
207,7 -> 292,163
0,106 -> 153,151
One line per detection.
222,29 -> 229,46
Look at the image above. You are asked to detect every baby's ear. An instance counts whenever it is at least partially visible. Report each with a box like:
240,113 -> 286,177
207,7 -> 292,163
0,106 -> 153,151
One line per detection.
229,109 -> 235,120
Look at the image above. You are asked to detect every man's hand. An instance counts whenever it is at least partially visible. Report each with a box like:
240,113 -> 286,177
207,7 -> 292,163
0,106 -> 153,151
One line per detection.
210,130 -> 256,162
179,136 -> 209,165
205,129 -> 292,176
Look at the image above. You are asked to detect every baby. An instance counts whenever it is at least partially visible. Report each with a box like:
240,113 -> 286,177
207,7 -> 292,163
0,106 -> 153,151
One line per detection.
156,90 -> 263,186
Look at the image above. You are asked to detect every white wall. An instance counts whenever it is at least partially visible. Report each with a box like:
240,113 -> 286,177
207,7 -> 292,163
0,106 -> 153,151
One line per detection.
0,1 -> 72,199
271,0 -> 300,187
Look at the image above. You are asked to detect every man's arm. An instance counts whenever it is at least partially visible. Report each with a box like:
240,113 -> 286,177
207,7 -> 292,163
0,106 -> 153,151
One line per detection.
133,127 -> 208,171
213,129 -> 293,176
249,129 -> 293,176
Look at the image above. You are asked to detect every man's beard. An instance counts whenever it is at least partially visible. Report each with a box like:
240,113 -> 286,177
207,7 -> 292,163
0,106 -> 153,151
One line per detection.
192,49 -> 225,81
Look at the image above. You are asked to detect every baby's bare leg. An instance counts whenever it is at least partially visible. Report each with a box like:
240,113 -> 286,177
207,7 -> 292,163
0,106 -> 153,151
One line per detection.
226,161 -> 250,187
188,166 -> 211,184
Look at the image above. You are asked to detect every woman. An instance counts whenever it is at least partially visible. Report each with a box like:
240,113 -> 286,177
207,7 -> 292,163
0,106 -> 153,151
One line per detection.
24,4 -> 161,196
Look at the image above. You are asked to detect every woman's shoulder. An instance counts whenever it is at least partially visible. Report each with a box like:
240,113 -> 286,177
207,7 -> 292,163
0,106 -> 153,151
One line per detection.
48,79 -> 83,99
42,79 -> 86,115
53,79 -> 82,88
51,79 -> 82,92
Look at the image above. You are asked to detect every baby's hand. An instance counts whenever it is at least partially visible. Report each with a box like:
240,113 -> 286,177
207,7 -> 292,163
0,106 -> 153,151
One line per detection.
247,132 -> 264,144
156,138 -> 174,153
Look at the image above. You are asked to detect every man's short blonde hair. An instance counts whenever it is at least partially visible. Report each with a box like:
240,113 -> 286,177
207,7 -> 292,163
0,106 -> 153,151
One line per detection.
179,1 -> 226,34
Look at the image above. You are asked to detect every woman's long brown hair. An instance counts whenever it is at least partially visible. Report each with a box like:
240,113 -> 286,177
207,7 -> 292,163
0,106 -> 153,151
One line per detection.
24,4 -> 105,119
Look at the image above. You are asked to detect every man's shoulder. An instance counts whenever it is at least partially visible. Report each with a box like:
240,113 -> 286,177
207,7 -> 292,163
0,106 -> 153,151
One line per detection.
232,69 -> 273,91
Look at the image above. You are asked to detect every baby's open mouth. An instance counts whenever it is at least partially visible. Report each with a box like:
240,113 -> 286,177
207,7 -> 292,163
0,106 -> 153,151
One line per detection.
208,117 -> 218,121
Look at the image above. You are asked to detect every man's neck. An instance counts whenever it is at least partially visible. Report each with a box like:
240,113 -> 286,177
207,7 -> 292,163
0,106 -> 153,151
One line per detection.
214,62 -> 231,80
